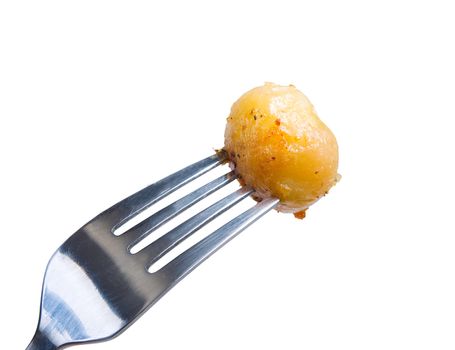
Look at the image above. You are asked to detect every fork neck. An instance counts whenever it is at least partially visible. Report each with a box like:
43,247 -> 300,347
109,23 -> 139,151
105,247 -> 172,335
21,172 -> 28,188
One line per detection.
26,330 -> 59,350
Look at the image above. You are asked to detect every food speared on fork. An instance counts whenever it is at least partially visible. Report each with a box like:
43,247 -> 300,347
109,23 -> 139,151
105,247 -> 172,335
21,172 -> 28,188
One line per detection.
26,83 -> 339,349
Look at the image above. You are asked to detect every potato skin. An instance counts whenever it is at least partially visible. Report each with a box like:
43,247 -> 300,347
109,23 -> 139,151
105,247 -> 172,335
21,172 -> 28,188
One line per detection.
224,83 -> 339,213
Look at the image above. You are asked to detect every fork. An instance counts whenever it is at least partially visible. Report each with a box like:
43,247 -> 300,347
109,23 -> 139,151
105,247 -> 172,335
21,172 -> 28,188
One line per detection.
26,152 -> 279,349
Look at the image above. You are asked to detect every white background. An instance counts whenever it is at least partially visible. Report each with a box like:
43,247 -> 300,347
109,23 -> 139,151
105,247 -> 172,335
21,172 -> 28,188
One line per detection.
1,1 -> 454,349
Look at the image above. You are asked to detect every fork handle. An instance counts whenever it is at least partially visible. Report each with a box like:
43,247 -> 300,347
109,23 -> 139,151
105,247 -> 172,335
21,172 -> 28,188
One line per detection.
26,330 -> 58,350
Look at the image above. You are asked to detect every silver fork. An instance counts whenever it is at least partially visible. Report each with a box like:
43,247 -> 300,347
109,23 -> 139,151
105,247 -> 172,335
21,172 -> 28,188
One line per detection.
26,153 -> 279,349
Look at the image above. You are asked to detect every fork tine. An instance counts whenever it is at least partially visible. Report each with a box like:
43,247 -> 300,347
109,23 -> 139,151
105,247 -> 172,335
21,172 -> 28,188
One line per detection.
122,171 -> 236,247
135,188 -> 253,267
93,153 -> 226,230
157,197 -> 279,284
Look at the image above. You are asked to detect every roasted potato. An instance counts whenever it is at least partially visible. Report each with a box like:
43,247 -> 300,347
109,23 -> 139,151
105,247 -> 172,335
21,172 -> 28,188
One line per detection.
224,83 -> 339,217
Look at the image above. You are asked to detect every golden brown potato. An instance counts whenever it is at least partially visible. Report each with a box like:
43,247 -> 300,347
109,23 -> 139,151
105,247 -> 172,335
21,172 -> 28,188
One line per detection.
224,83 -> 339,216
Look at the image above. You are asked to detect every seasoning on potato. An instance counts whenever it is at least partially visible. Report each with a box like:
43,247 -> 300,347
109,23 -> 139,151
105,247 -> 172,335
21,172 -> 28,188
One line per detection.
224,82 -> 339,218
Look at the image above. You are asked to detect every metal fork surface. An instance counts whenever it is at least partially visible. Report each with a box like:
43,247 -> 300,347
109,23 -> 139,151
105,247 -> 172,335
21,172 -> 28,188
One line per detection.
26,154 -> 279,349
